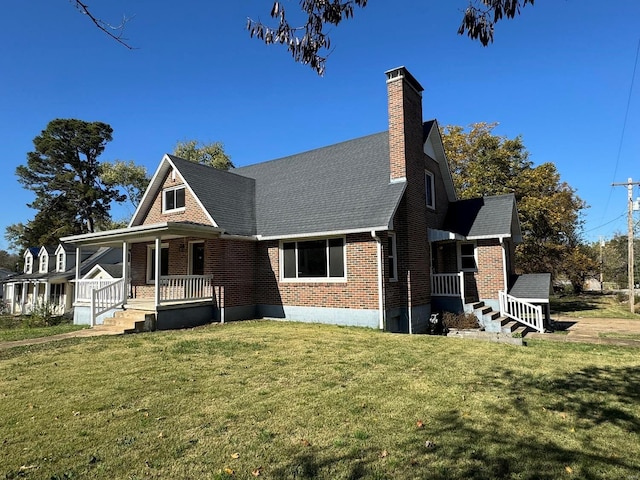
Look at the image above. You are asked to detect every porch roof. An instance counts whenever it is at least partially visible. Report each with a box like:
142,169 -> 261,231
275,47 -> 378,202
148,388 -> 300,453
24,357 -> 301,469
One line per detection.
60,222 -> 224,247
509,273 -> 552,303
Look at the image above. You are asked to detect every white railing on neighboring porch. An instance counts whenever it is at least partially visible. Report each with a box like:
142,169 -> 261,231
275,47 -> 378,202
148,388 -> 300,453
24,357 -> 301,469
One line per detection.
76,279 -> 122,303
431,272 -> 465,299
158,275 -> 214,302
499,291 -> 544,333
91,278 -> 126,327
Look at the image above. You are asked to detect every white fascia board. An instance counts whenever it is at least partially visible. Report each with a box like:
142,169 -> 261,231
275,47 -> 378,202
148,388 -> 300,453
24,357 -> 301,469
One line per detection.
81,264 -> 110,280
513,297 -> 550,304
129,155 -> 170,227
425,119 -> 457,202
466,234 -> 511,241
257,226 -> 390,242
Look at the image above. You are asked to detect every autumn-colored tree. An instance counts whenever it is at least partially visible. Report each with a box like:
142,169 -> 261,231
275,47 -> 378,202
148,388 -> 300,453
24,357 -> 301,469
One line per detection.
441,122 -> 593,284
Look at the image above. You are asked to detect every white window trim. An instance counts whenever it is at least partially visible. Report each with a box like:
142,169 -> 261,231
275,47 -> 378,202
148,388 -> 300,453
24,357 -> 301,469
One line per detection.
146,243 -> 169,284
162,185 -> 186,213
279,236 -> 347,283
39,253 -> 48,273
425,170 -> 435,209
56,252 -> 66,272
24,254 -> 33,274
388,232 -> 398,282
458,241 -> 478,272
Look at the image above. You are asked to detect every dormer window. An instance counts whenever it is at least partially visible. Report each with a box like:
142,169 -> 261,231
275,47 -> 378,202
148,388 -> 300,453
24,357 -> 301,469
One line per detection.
425,170 -> 435,209
39,252 -> 48,273
163,186 -> 186,213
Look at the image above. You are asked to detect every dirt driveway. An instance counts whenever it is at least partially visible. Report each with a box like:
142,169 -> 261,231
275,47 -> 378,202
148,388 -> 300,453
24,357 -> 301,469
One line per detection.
528,317 -> 640,347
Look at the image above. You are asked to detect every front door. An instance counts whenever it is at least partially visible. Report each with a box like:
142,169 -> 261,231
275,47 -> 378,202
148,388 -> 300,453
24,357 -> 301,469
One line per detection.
190,243 -> 205,275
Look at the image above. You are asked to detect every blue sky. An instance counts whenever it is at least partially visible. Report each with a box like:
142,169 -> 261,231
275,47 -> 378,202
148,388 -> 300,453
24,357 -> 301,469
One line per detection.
1,1 -> 639,252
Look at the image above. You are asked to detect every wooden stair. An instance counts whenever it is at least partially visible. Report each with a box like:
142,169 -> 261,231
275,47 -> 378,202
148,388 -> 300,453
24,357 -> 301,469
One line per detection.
101,309 -> 156,334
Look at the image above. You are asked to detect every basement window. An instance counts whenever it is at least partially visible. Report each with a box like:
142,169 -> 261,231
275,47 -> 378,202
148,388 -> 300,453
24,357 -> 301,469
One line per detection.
163,186 -> 186,213
281,238 -> 345,281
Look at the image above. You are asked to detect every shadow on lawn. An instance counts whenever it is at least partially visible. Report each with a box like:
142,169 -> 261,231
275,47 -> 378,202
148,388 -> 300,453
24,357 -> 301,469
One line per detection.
270,365 -> 640,480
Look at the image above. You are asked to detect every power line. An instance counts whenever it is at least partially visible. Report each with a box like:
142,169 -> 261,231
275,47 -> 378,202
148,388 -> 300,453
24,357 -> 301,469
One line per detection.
584,210 -> 627,234
602,36 -> 640,222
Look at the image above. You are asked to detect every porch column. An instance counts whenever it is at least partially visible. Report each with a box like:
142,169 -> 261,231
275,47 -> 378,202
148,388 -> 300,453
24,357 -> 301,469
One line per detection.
75,246 -> 82,283
33,282 -> 40,311
154,236 -> 161,308
122,241 -> 129,299
20,282 -> 28,313
44,282 -> 51,307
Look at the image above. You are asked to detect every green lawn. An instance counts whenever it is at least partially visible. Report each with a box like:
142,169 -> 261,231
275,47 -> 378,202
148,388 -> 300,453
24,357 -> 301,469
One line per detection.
1,321 -> 639,479
0,315 -> 86,342
551,292 -> 640,319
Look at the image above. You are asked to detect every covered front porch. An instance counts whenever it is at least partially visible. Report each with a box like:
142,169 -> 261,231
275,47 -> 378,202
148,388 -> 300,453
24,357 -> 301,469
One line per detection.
61,222 -> 226,328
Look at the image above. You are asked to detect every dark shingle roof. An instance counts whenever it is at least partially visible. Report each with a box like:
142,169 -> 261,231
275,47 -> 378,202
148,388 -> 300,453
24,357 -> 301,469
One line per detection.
167,155 -> 256,236
509,273 -> 551,301
232,132 -> 405,238
442,194 -> 518,239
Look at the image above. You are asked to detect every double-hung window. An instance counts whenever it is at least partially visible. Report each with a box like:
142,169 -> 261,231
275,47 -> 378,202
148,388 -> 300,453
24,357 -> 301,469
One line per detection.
163,186 -> 186,213
39,254 -> 48,273
459,242 -> 477,271
282,238 -> 345,280
147,244 -> 169,283
57,253 -> 65,272
425,170 -> 435,209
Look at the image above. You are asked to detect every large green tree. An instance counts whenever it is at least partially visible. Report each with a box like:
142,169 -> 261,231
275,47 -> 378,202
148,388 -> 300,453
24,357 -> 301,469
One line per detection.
73,0 -> 534,75
100,160 -> 150,209
173,140 -> 234,170
10,119 -> 125,250
441,122 -> 596,286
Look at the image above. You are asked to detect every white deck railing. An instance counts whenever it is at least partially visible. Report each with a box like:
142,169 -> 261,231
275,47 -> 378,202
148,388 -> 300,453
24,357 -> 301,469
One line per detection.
499,291 -> 544,333
76,279 -> 122,303
91,279 -> 126,327
159,275 -> 214,302
431,272 -> 465,299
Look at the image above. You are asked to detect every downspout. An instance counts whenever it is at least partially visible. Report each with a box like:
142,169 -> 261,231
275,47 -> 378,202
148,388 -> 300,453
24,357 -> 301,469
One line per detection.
500,237 -> 508,296
371,231 -> 385,330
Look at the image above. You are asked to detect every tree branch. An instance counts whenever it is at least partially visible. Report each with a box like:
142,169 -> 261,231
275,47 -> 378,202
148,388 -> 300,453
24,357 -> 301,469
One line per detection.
73,0 -> 134,49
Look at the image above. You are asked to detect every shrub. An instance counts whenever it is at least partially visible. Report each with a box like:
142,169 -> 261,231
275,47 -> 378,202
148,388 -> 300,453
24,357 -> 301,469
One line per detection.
26,302 -> 64,327
442,311 -> 480,330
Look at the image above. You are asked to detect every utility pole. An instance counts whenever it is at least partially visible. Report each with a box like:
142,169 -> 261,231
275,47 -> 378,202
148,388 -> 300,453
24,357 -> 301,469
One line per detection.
612,178 -> 640,313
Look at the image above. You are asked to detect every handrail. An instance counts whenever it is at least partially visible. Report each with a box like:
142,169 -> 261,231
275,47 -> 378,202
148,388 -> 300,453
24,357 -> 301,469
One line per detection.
499,291 -> 544,333
91,278 -> 126,327
158,275 -> 214,302
431,272 -> 464,298
76,279 -> 121,302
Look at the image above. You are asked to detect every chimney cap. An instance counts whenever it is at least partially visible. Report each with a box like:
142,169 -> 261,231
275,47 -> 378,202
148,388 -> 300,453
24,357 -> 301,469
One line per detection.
385,66 -> 424,93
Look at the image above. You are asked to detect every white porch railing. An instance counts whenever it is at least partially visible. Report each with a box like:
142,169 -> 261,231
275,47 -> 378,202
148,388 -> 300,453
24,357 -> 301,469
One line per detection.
76,279 -> 122,303
499,291 -> 544,333
159,275 -> 214,302
91,279 -> 126,327
431,272 -> 465,299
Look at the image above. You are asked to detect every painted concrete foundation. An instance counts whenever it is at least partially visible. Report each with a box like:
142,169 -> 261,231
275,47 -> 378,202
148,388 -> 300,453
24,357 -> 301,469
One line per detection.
258,304 -> 379,329
73,305 -> 118,326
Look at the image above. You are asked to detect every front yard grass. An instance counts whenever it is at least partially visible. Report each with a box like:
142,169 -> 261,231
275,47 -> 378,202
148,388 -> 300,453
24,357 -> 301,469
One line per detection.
1,320 -> 639,479
0,315 -> 86,342
551,291 -> 640,319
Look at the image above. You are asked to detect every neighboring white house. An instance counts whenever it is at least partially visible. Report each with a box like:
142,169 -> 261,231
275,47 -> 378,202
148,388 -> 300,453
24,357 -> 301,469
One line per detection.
2,245 -> 122,316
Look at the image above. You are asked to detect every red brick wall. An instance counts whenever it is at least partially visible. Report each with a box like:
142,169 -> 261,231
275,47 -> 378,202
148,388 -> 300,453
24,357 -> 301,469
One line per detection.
255,233 -> 379,310
473,239 -> 506,300
138,168 -> 214,226
129,237 -> 256,309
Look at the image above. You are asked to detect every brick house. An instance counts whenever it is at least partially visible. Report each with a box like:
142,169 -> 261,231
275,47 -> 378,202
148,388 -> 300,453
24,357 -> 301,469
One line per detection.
61,67 -> 549,333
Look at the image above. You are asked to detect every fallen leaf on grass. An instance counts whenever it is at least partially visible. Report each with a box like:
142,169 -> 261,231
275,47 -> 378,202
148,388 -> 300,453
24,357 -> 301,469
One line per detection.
300,439 -> 311,447
252,467 -> 263,476
224,467 -> 235,475
379,450 -> 388,458
416,420 -> 424,429
565,466 -> 573,474
424,440 -> 436,449
231,452 -> 240,459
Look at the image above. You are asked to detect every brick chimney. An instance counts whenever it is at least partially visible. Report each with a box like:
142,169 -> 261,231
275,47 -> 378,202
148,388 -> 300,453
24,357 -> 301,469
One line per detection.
385,66 -> 424,183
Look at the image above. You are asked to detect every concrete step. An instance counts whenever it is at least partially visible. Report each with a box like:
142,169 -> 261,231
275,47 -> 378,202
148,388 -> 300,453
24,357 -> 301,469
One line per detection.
102,309 -> 156,333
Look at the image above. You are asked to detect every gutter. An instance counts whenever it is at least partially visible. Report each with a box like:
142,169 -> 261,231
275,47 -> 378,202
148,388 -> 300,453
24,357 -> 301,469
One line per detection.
371,231 -> 385,330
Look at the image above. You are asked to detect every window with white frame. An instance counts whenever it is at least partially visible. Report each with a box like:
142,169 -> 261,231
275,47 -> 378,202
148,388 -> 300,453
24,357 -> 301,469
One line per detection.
388,232 -> 398,281
459,242 -> 477,271
57,252 -> 65,272
163,186 -> 186,213
24,255 -> 32,274
147,244 -> 169,283
39,253 -> 48,273
425,170 -> 435,209
282,238 -> 345,280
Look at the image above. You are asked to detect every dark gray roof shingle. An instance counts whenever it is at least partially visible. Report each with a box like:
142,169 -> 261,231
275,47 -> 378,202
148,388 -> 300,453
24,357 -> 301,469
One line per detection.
232,132 -> 404,238
167,155 -> 256,236
509,273 -> 551,301
442,194 -> 518,239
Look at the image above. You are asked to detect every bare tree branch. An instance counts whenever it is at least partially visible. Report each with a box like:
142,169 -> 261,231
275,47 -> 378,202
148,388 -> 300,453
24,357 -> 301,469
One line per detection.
73,0 -> 135,49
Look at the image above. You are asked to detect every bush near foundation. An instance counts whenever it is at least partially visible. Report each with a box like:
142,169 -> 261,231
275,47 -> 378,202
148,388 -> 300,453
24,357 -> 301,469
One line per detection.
442,311 -> 481,330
